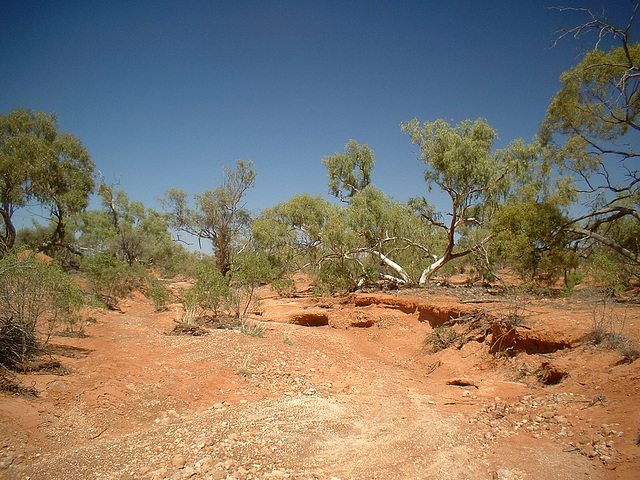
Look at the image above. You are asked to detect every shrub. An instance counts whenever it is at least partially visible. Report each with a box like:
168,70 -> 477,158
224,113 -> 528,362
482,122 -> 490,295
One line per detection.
271,277 -> 296,296
585,252 -> 630,297
313,260 -> 362,294
0,253 -> 84,367
238,318 -> 266,338
588,299 -> 639,362
230,252 -> 275,318
190,258 -> 231,316
424,326 -> 458,352
81,252 -> 142,309
146,275 -> 171,311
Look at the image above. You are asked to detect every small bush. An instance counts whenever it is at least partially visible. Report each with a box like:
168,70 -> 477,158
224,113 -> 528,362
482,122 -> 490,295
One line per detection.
81,252 -> 142,309
424,326 -> 458,352
313,260 -> 362,294
500,295 -> 527,327
586,252 -> 629,297
235,355 -> 253,377
588,299 -> 639,363
0,253 -> 84,367
238,318 -> 266,338
230,252 -> 275,318
271,277 -> 296,296
189,258 -> 231,316
146,276 -> 171,311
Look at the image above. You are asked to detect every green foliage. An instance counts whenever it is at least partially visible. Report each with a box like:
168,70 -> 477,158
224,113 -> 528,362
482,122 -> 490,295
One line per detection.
145,275 -> 171,311
314,257 -> 365,294
230,251 -> 276,318
493,198 -> 577,285
401,118 -> 535,283
163,160 -> 256,275
270,278 -> 295,296
322,139 -> 375,201
252,194 -> 331,279
73,184 -> 189,275
585,251 -> 631,297
252,186 -> 438,291
188,257 -> 231,316
0,108 -> 94,253
539,17 -> 640,274
0,252 -> 84,366
540,43 -> 640,173
402,118 -> 500,197
81,252 -> 142,309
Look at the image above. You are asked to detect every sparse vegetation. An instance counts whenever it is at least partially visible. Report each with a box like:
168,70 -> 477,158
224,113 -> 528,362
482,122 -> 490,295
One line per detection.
235,355 -> 253,377
238,318 -> 266,338
0,252 -> 85,367
81,252 -> 142,310
424,326 -> 458,353
145,276 -> 171,311
587,299 -> 639,363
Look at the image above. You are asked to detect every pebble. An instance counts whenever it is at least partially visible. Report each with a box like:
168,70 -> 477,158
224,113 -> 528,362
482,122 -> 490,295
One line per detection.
493,469 -> 515,480
195,435 -> 216,447
172,454 -> 186,469
210,469 -> 226,480
182,466 -> 196,478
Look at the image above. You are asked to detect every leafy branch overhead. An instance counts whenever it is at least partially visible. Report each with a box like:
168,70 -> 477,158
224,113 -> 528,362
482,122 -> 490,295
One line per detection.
0,108 -> 95,254
541,5 -> 640,267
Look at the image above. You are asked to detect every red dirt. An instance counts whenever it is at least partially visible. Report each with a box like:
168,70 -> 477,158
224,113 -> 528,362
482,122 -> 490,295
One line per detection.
1,275 -> 639,479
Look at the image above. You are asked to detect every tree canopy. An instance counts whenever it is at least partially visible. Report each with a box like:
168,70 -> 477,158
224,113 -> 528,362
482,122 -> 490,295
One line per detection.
163,159 -> 256,275
401,118 -> 536,284
322,140 -> 375,202
0,108 -> 94,253
540,7 -> 640,267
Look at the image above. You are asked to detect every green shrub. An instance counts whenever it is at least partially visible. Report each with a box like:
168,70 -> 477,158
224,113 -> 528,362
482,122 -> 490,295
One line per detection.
586,252 -> 630,297
81,252 -> 142,309
188,258 -> 232,316
271,277 -> 296,296
0,253 -> 84,367
238,318 -> 266,338
313,260 -> 362,294
146,275 -> 171,311
230,252 -> 275,318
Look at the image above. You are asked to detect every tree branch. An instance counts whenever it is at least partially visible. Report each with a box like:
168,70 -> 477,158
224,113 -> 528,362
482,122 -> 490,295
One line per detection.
567,227 -> 640,265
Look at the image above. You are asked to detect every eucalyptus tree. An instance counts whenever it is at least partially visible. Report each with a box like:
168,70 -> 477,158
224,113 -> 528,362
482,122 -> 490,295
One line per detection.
0,108 -> 94,253
540,5 -> 640,267
95,182 -> 176,266
322,140 -> 375,202
163,160 -> 256,275
252,187 -> 437,290
401,118 -> 534,284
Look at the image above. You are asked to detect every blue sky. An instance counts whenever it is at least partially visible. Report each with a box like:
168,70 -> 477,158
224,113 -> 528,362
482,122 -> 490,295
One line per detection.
1,0 -> 634,222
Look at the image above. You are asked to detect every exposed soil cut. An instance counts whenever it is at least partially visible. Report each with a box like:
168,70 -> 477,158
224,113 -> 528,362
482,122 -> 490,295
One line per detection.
1,276 -> 639,479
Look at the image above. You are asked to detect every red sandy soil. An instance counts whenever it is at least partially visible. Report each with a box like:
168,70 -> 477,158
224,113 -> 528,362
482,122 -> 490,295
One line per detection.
0,275 -> 638,480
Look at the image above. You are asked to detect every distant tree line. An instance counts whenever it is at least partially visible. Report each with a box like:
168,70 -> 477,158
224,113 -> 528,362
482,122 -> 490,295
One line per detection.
0,6 -> 638,367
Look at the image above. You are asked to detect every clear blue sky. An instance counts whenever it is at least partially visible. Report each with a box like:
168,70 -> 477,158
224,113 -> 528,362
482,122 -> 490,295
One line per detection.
0,0 -> 634,219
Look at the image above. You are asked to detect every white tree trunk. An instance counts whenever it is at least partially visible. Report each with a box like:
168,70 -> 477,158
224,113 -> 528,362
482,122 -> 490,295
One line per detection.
371,249 -> 411,285
419,256 -> 446,285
